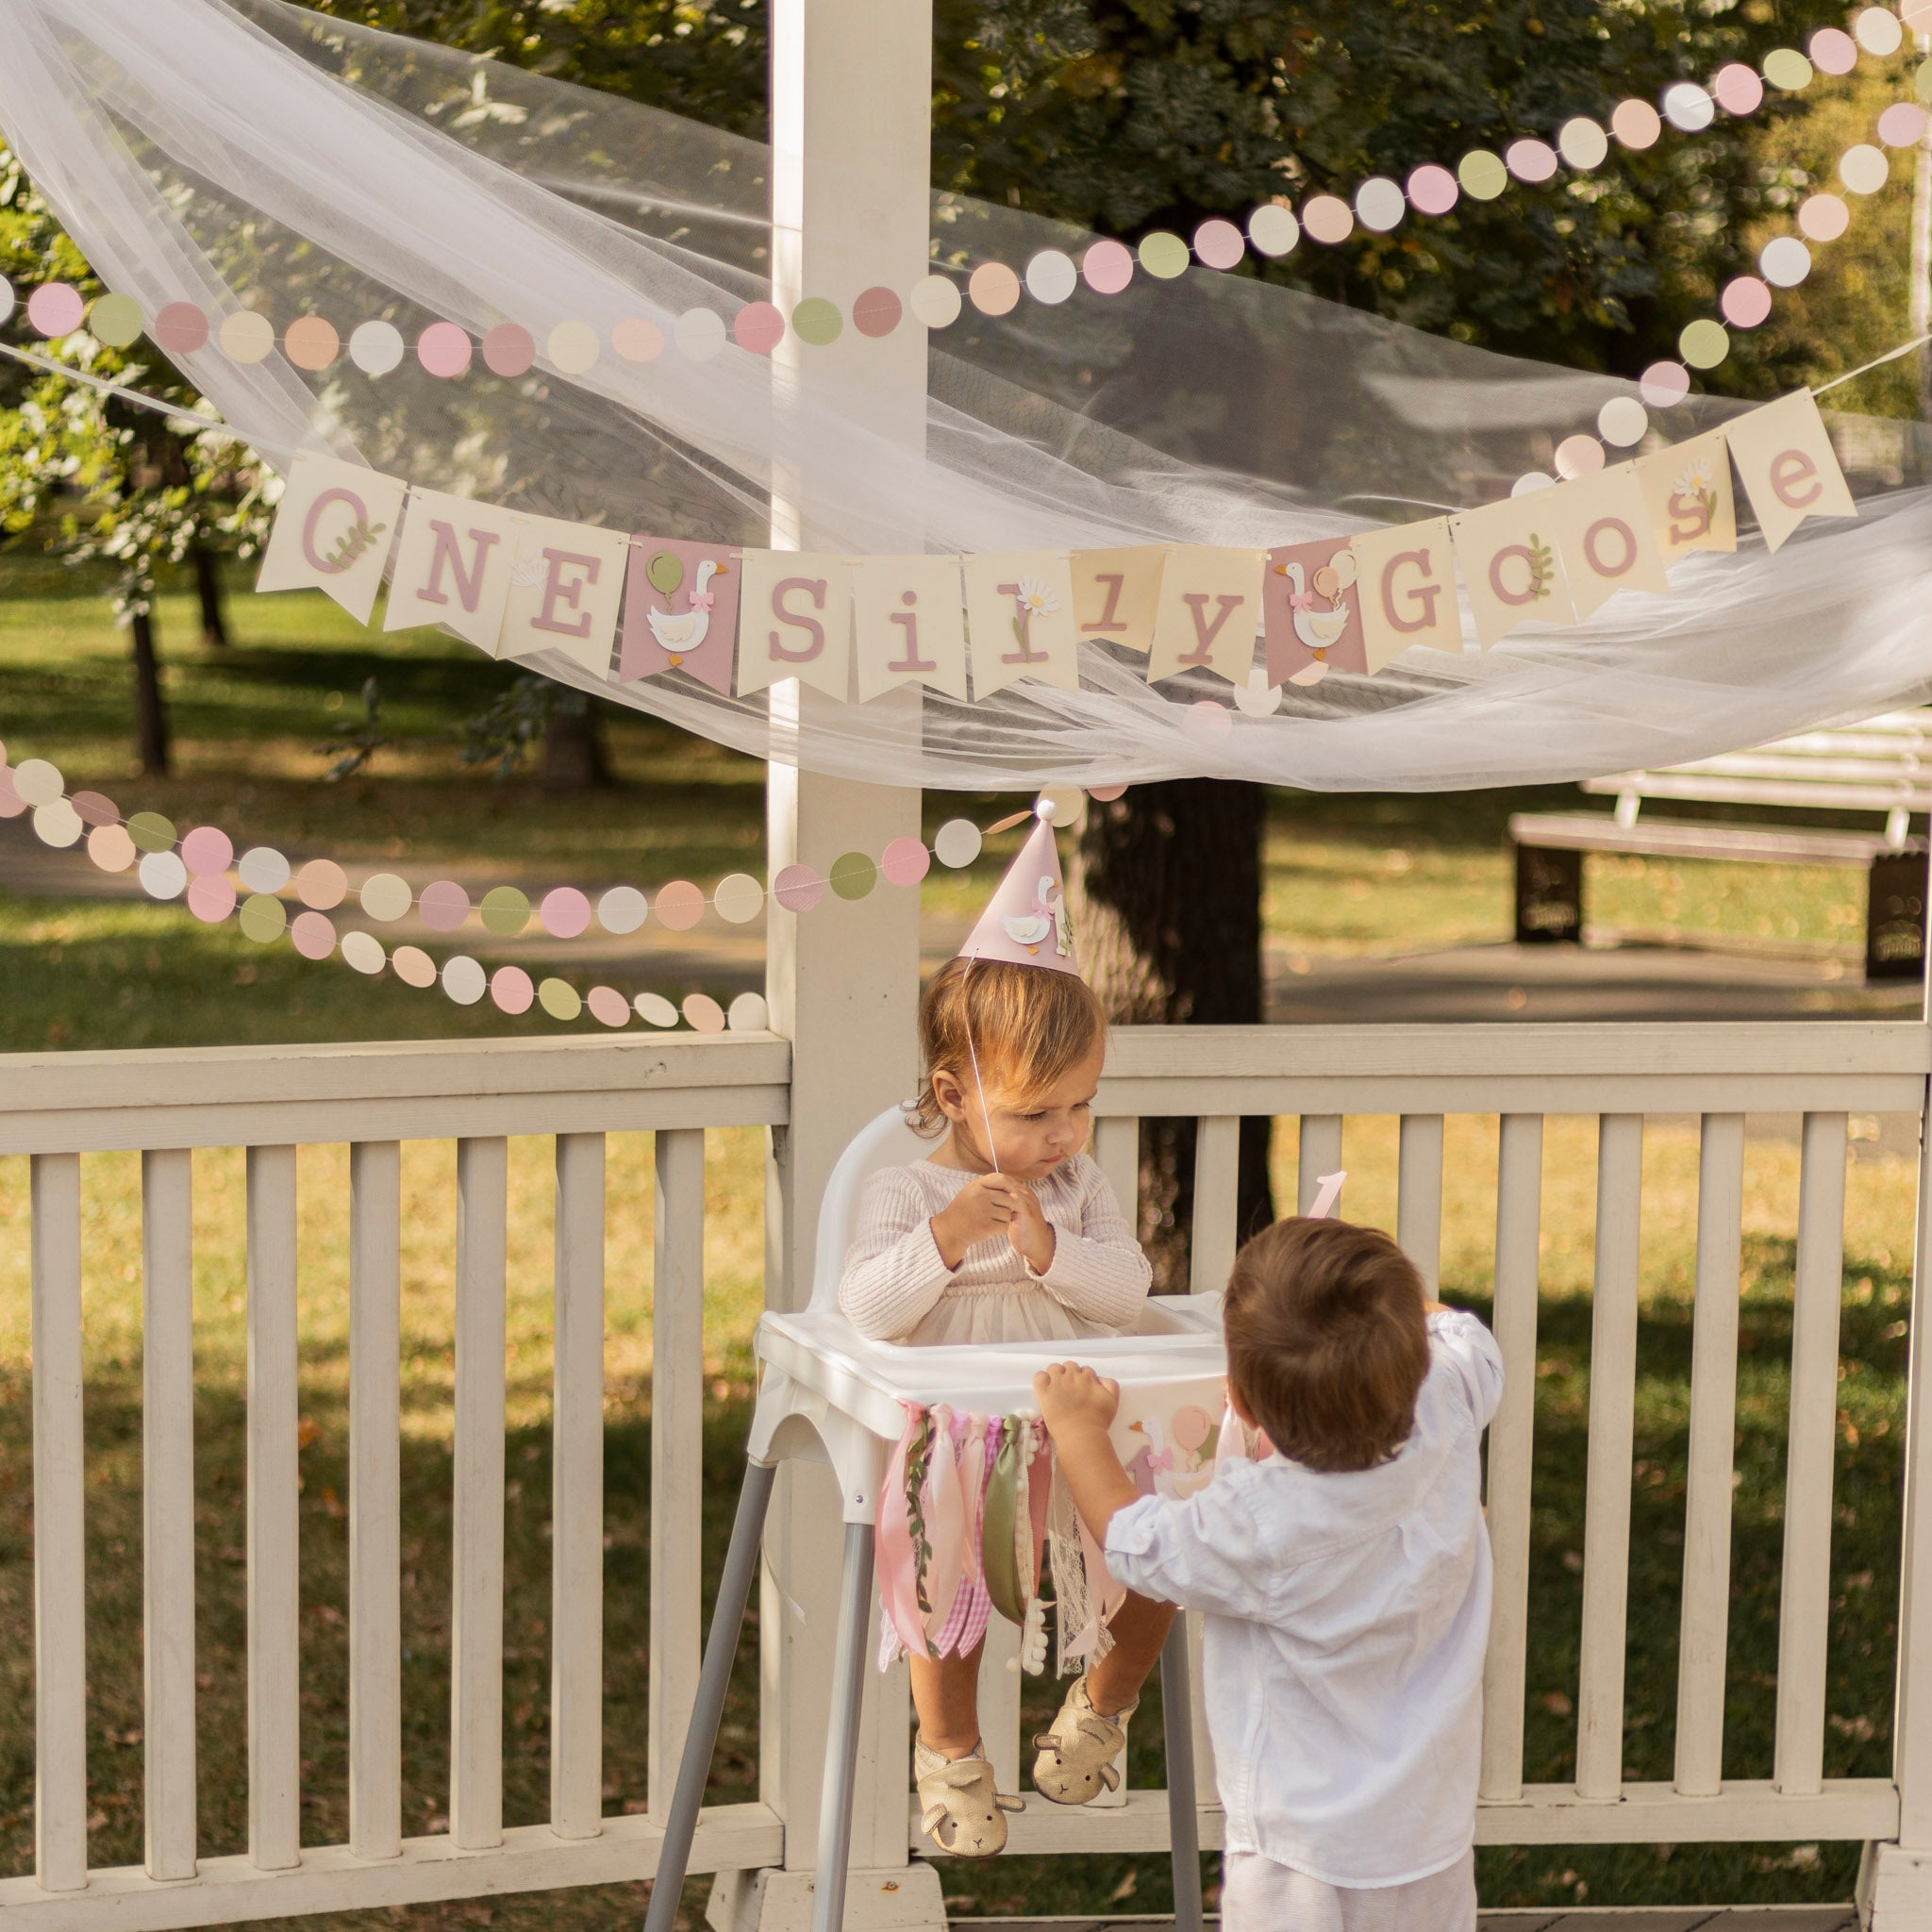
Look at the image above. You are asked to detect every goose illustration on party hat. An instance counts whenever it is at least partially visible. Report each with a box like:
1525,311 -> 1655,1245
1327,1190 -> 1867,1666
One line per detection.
958,798 -> 1078,972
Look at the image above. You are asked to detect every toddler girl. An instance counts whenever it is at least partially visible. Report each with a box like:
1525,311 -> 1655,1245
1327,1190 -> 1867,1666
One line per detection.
841,953 -> 1171,1857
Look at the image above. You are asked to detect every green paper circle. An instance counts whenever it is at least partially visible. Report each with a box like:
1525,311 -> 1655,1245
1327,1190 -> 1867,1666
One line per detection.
90,293 -> 143,347
1679,318 -> 1730,369
1762,47 -> 1813,91
645,550 -> 684,597
126,810 -> 176,854
829,852 -> 876,900
791,297 -> 843,346
479,885 -> 531,937
539,975 -> 582,1022
1457,150 -> 1507,201
1138,231 -> 1190,280
239,892 -> 288,942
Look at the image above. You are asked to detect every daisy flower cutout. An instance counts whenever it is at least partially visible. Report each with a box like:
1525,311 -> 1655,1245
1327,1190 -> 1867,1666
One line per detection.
1015,576 -> 1060,618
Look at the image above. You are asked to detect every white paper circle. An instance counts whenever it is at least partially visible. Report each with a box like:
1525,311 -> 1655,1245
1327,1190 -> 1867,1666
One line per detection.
341,929 -> 386,975
1024,250 -> 1079,305
1247,204 -> 1300,257
359,871 -> 413,922
548,319 -> 601,373
1597,396 -> 1649,446
1759,235 -> 1812,287
909,275 -> 963,328
1662,82 -> 1715,132
597,885 -> 649,935
727,991 -> 771,1033
1510,471 -> 1556,496
1842,144 -> 1890,194
714,873 -> 765,924
1355,176 -> 1406,231
0,276 -> 13,327
238,845 -> 291,893
10,757 -> 63,807
442,955 -> 488,1006
1554,434 -> 1607,479
348,320 -> 405,375
673,308 -> 725,361
139,849 -> 188,898
33,799 -> 83,848
1856,5 -> 1904,53
933,818 -> 983,868
1557,117 -> 1609,169
635,991 -> 680,1027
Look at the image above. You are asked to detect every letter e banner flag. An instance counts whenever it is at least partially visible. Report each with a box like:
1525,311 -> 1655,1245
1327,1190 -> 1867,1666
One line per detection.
497,517 -> 630,674
1724,391 -> 1857,553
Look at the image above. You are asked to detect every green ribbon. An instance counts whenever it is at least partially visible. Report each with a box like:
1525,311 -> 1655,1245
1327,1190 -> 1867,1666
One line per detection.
981,1415 -> 1026,1625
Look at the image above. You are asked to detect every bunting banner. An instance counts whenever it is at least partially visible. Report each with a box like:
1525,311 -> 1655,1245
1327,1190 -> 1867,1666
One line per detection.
257,390 -> 1857,708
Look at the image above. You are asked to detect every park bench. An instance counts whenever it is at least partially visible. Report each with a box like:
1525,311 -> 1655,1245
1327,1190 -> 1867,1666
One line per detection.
1508,708 -> 1932,979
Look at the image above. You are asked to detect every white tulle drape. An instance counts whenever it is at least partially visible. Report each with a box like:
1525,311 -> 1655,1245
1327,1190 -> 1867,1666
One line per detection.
4,0 -> 1931,791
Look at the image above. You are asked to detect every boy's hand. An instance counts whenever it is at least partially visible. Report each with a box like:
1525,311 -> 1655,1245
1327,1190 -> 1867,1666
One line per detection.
931,1174 -> 1020,1269
996,1176 -> 1056,1274
1033,1362 -> 1120,1439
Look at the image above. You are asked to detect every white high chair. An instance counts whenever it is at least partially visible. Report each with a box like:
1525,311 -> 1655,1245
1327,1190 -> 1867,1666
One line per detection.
643,1106 -> 1225,1932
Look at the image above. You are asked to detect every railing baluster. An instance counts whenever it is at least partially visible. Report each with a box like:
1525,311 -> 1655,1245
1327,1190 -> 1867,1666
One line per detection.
1186,1609 -> 1216,1798
648,1129 -> 706,1816
30,1152 -> 86,1893
1675,1112 -> 1744,1797
143,1147 -> 197,1880
452,1137 -> 508,1850
1775,1110 -> 1849,1796
553,1133 -> 607,1839
1297,1115 -> 1343,1214
1093,1113 -> 1140,1235
1397,1114 -> 1445,1294
1576,1113 -> 1642,1801
1189,1115 -> 1241,1297
349,1141 -> 403,1861
1480,1113 -> 1542,1803
979,1617 -> 1023,1797
246,1143 -> 302,1870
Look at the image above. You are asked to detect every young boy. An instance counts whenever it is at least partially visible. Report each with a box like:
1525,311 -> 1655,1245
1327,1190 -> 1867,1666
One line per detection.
1034,1215 -> 1504,1931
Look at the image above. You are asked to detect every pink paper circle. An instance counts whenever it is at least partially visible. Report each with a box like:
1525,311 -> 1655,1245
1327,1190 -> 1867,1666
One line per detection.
852,286 -> 903,338
1505,139 -> 1558,184
1799,192 -> 1851,242
291,910 -> 336,960
491,964 -> 535,1015
880,835 -> 931,887
611,317 -> 664,362
1880,102 -> 1929,148
1406,163 -> 1458,216
153,301 -> 209,354
419,879 -> 471,932
88,824 -> 136,873
1712,62 -> 1764,115
1720,275 -> 1773,326
391,945 -> 438,990
481,323 -> 536,377
1088,782 -> 1128,802
1081,239 -> 1134,295
540,886 -> 591,939
683,993 -> 726,1034
27,283 -> 84,338
417,322 -> 473,378
1184,701 -> 1233,740
1554,433 -> 1606,478
733,301 -> 785,354
1640,359 -> 1691,407
968,261 -> 1022,316
187,874 -> 236,924
285,316 -> 339,371
70,791 -> 119,827
587,985 -> 631,1028
296,858 -> 348,910
179,825 -> 234,877
1301,194 -> 1354,244
1611,98 -> 1662,150
772,862 -> 824,912
655,879 -> 706,930
1809,25 -> 1857,73
0,770 -> 23,819
1191,218 -> 1245,270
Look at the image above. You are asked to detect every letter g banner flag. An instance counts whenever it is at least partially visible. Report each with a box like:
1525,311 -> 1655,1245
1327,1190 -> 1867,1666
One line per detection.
1348,517 -> 1461,669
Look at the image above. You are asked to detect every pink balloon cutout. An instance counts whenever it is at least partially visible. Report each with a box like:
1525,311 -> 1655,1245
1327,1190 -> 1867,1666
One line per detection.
180,825 -> 234,877
540,886 -> 591,939
880,835 -> 931,887
1170,1405 -> 1215,1454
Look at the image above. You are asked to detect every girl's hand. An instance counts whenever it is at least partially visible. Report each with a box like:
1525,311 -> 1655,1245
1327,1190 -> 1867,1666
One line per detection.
931,1174 -> 1020,1269
993,1176 -> 1056,1274
1034,1362 -> 1121,1439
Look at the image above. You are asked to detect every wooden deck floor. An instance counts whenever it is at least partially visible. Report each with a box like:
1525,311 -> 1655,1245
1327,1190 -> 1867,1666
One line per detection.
958,1912 -> 1861,1931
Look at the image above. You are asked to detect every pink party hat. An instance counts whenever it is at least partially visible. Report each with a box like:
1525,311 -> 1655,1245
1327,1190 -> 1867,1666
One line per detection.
958,802 -> 1079,973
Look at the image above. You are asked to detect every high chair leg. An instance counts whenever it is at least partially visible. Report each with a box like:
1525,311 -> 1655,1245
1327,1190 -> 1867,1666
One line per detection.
642,1459 -> 777,1932
810,1522 -> 877,1932
1160,1617 -> 1204,1932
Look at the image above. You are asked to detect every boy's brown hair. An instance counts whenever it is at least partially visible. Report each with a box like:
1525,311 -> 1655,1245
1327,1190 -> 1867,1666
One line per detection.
910,957 -> 1107,1136
1222,1216 -> 1430,1473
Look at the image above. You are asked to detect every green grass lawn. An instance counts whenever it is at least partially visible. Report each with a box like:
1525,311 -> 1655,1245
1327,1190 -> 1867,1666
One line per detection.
0,554 -> 1915,1920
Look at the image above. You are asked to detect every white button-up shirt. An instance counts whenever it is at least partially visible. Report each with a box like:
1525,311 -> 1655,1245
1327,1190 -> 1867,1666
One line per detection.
1103,1309 -> 1504,1889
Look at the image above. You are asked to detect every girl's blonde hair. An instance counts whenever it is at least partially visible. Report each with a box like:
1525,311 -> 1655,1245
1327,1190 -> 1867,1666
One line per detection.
910,957 -> 1107,1137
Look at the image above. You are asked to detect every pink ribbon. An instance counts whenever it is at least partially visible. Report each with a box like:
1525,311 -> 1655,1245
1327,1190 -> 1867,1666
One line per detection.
690,588 -> 716,612
1288,588 -> 1316,611
876,1401 -> 931,1659
922,1406 -> 966,1644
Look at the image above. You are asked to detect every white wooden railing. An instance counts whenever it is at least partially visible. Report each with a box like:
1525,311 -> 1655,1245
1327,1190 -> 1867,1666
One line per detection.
3,1019 -> 1931,1926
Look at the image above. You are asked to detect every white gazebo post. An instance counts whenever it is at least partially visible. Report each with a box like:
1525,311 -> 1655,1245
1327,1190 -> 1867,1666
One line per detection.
711,0 -> 942,1928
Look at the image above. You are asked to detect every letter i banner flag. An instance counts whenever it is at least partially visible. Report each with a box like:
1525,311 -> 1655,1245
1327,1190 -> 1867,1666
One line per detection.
1724,391 -> 1857,553
1146,546 -> 1267,684
619,537 -> 741,692
383,487 -> 525,647
1451,493 -> 1579,648
1348,517 -> 1460,669
1540,464 -> 1669,622
498,515 -> 631,673
735,551 -> 855,701
1262,535 -> 1368,685
964,553 -> 1080,699
257,453 -> 409,625
852,555 -> 968,701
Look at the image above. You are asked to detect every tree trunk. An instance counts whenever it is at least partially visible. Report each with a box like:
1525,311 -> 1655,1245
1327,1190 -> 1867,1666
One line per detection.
1070,780 -> 1274,1292
541,695 -> 611,793
130,609 -> 171,777
192,543 -> 230,648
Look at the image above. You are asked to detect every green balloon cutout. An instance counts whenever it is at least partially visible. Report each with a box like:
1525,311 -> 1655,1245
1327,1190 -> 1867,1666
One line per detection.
646,550 -> 684,598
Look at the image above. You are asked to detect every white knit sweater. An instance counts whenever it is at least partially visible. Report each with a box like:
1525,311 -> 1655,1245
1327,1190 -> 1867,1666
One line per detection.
839,1153 -> 1152,1346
